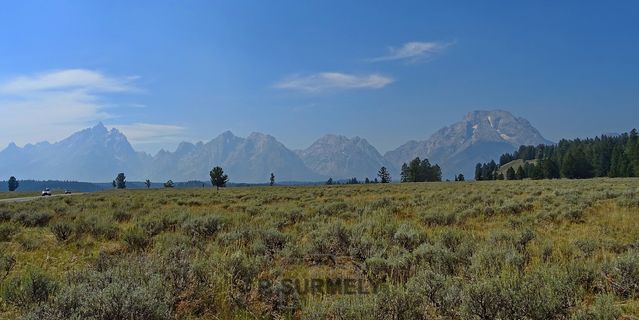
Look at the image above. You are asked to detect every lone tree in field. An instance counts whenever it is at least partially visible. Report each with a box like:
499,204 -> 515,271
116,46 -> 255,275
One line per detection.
457,174 -> 465,181
115,173 -> 126,189
326,177 -> 333,185
8,176 -> 19,191
164,180 -> 174,188
377,166 -> 391,183
210,166 -> 228,191
144,179 -> 151,189
270,173 -> 275,186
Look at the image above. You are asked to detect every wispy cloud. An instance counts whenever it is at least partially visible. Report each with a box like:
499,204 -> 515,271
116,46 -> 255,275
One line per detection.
369,41 -> 454,62
0,69 -> 178,149
275,72 -> 393,93
112,123 -> 187,145
0,69 -> 137,94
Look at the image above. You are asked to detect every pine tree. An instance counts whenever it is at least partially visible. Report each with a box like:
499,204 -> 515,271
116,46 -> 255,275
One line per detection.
326,178 -> 333,185
506,167 -> 516,180
475,163 -> 482,181
628,129 -> 639,176
561,147 -> 593,179
7,176 -> 18,191
377,166 -> 391,183
516,166 -> 526,180
270,173 -> 275,186
115,173 -> 126,189
542,159 -> 560,179
209,166 -> 229,191
400,163 -> 409,182
457,174 -> 465,182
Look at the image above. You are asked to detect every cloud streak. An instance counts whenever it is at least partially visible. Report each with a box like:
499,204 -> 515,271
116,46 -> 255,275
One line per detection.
369,41 -> 453,62
0,69 -> 181,150
0,69 -> 137,94
275,72 -> 393,92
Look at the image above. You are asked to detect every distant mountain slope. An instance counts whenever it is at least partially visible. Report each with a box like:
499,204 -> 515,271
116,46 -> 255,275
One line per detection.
148,131 -> 321,183
0,123 -> 148,181
385,110 -> 552,179
298,134 -> 395,179
0,110 -> 552,182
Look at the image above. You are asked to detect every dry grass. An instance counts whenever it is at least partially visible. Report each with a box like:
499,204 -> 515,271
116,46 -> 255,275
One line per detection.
0,178 -> 638,319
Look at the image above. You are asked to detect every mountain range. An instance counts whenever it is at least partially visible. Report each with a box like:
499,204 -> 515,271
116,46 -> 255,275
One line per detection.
0,110 -> 552,182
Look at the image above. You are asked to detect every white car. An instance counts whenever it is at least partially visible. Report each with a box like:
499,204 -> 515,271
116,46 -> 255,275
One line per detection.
41,188 -> 52,196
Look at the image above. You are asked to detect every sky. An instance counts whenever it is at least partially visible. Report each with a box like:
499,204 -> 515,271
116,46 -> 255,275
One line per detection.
0,1 -> 638,154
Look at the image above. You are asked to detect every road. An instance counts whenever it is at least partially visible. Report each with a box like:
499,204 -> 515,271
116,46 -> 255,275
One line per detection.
0,193 -> 82,203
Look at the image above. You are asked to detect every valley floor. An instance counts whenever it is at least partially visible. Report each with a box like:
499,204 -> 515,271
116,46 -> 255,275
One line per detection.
1,178 -> 639,319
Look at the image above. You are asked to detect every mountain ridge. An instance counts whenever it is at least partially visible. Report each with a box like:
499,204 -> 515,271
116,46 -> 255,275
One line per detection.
0,110 -> 552,182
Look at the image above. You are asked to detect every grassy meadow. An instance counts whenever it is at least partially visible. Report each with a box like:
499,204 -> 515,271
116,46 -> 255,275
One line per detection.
1,179 -> 639,319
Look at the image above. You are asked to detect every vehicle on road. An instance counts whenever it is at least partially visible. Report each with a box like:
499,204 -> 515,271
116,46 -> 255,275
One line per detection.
41,188 -> 51,196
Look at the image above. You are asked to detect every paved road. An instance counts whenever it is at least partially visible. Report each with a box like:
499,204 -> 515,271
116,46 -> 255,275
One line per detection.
0,193 -> 82,203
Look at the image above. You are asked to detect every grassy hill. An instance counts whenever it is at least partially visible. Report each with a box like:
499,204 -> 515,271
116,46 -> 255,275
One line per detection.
497,158 -> 539,176
1,179 -> 639,318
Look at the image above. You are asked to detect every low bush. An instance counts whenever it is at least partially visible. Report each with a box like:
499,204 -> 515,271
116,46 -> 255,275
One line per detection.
2,269 -> 57,309
605,251 -> 639,298
0,224 -> 18,241
393,223 -> 426,251
13,212 -> 52,227
570,294 -> 621,320
182,215 -> 223,238
50,222 -> 73,242
0,254 -> 16,279
112,210 -> 132,222
421,211 -> 457,226
123,227 -> 151,251
24,259 -> 173,320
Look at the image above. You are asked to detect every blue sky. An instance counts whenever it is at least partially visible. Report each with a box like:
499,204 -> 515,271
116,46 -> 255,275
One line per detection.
1,1 -> 638,153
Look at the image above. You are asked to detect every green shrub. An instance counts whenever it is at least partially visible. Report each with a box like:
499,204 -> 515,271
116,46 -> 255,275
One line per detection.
0,224 -> 18,241
3,269 -> 57,309
261,228 -> 288,254
0,210 -> 12,222
182,215 -> 223,238
605,251 -> 639,298
256,279 -> 300,317
225,252 -> 260,307
570,294 -> 621,320
462,268 -> 577,319
373,285 -> 420,320
112,210 -> 132,222
75,216 -> 119,240
13,212 -> 52,227
123,227 -> 151,251
0,254 -> 16,279
50,222 -> 73,242
406,269 -> 462,318
392,223 -> 426,251
25,259 -> 173,320
421,211 -> 457,226
139,220 -> 166,237
302,296 -> 375,320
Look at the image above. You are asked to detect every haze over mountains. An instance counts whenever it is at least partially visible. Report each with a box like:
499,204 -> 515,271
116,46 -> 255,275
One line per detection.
0,110 -> 552,182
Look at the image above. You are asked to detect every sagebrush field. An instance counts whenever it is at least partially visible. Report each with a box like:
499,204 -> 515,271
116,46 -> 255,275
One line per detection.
1,179 -> 639,319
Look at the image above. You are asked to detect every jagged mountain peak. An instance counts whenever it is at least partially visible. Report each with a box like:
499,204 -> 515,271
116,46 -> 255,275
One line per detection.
300,134 -> 393,179
385,110 -> 551,179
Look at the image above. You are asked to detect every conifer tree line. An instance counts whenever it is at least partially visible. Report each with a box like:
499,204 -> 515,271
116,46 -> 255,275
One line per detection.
476,129 -> 639,180
400,157 -> 442,182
